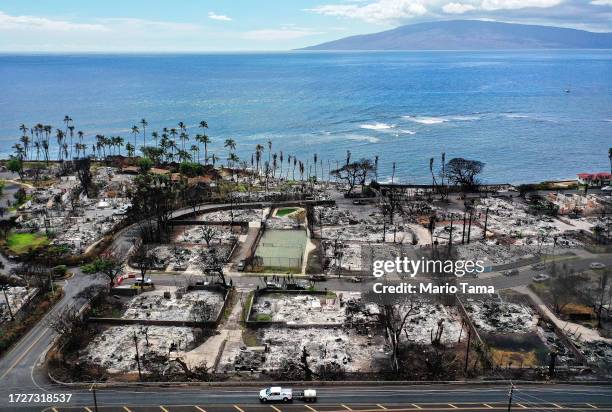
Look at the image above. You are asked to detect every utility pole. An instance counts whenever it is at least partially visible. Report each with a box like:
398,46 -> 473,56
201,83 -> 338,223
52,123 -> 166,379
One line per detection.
1,286 -> 15,321
89,382 -> 99,412
507,383 -> 515,412
464,328 -> 472,373
483,207 -> 489,240
133,331 -> 142,381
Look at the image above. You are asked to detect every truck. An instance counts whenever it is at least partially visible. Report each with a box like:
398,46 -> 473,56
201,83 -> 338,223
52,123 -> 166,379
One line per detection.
259,387 -> 317,403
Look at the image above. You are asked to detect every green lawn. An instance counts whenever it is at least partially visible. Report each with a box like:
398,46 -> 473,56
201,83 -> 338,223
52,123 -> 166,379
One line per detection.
6,232 -> 49,254
275,207 -> 298,217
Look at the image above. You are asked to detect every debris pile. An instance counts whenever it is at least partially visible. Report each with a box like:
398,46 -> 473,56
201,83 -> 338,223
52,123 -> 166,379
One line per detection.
81,325 -> 196,373
464,299 -> 537,333
122,289 -> 224,322
0,286 -> 37,322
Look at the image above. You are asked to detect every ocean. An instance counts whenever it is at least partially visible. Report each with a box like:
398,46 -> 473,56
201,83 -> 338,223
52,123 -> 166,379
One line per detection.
0,51 -> 610,183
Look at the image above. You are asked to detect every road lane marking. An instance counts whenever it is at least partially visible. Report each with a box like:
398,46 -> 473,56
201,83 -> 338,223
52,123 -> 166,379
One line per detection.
305,405 -> 318,412
234,405 -> 245,412
271,405 -> 283,412
449,405 -> 458,409
160,406 -> 170,412
483,405 -> 493,409
85,408 -> 93,412
342,405 -> 353,411
517,404 -> 527,409
51,408 -> 58,412
123,407 -> 132,412
378,404 -> 388,410
0,326 -> 49,380
412,404 -> 422,409
552,404 -> 563,409
194,407 -> 207,412
587,404 -> 598,409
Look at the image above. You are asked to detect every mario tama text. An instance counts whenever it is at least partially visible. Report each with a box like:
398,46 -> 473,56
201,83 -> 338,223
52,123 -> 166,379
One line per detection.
373,282 -> 495,295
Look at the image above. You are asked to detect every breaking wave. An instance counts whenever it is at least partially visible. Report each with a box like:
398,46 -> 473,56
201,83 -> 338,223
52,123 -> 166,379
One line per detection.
404,116 -> 447,125
360,122 -> 394,130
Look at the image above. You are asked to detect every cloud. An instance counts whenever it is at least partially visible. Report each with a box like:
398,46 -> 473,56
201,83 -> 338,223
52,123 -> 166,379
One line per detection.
0,10 -> 107,32
308,0 -> 428,24
442,2 -> 477,13
243,27 -> 324,40
590,0 -> 612,5
208,12 -> 232,21
480,0 -> 562,10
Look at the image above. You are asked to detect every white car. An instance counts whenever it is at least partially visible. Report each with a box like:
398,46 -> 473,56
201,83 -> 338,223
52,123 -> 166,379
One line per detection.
589,262 -> 606,270
259,387 -> 292,402
532,273 -> 550,283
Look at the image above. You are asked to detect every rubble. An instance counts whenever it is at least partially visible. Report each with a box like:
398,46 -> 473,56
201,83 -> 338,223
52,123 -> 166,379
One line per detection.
403,304 -> 465,345
250,292 -> 359,325
0,286 -> 37,322
81,325 -> 196,373
122,288 -> 224,322
464,299 -> 537,333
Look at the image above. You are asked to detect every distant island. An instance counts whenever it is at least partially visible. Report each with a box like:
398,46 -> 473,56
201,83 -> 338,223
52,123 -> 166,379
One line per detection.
301,20 -> 612,50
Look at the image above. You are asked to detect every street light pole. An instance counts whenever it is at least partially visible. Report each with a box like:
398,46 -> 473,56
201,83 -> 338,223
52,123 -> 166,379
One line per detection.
2,286 -> 15,321
89,382 -> 99,412
507,383 -> 515,412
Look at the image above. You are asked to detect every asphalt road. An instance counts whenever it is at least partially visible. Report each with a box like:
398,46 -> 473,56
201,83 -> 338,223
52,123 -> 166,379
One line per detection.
2,384 -> 611,412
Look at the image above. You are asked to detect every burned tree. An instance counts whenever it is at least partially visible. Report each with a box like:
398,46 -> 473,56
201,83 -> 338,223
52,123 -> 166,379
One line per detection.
331,158 -> 375,196
74,157 -> 93,197
362,287 -> 421,372
443,158 -> 485,192
200,226 -> 218,247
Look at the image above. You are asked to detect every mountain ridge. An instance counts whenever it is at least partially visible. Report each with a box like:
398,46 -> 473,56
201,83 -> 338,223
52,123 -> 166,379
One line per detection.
301,20 -> 612,50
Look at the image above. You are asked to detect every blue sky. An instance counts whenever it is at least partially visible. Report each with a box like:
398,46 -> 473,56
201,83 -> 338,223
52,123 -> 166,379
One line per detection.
0,0 -> 611,51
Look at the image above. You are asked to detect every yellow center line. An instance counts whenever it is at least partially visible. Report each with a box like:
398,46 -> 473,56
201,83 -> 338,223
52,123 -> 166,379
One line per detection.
305,405 -> 318,412
0,327 -> 49,381
271,405 -> 283,412
342,405 -> 353,411
412,405 -> 422,410
483,405 -> 493,409
194,407 -> 207,412
52,408 -> 58,412
124,407 -> 133,412
234,405 -> 246,412
160,406 -> 170,412
378,404 -> 388,410
587,404 -> 598,409
85,408 -> 93,412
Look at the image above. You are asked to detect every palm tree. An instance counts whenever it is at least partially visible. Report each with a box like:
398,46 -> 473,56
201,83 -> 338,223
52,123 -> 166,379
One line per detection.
68,125 -> 75,159
272,153 -> 278,178
140,118 -> 148,147
609,148 -> 612,174
196,134 -> 210,164
210,154 -> 219,168
126,142 -> 135,158
151,131 -> 159,148
255,144 -> 264,174
55,129 -> 65,161
267,139 -> 272,164
228,153 -> 239,168
131,125 -> 139,154
33,141 -> 41,162
190,144 -> 199,162
199,120 -> 208,130
313,154 -> 318,180
224,138 -> 236,152
19,135 -> 30,160
179,132 -> 189,152
169,128 -> 178,160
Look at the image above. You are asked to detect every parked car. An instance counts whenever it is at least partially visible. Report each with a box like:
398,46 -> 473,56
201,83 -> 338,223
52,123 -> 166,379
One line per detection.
531,263 -> 546,270
134,277 -> 153,287
237,260 -> 246,271
309,274 -> 328,281
589,262 -> 606,270
503,269 -> 519,277
532,273 -> 550,283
